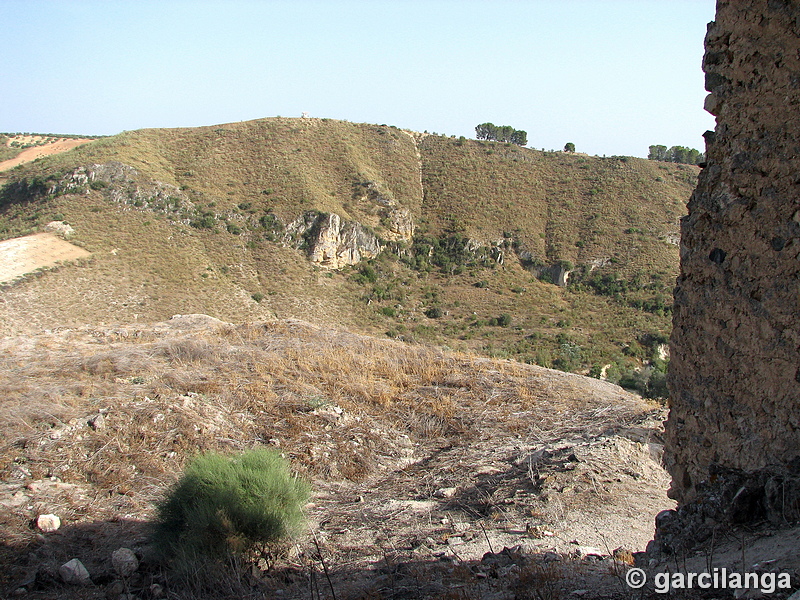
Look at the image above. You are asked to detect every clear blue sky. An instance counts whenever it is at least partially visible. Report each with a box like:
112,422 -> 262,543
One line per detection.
1,0 -> 716,158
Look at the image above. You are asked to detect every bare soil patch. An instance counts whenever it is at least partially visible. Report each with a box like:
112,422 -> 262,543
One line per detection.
0,232 -> 91,283
0,139 -> 94,172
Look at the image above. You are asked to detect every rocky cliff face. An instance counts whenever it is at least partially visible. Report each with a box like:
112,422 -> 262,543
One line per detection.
285,212 -> 385,269
61,163 -> 412,270
664,0 -> 800,533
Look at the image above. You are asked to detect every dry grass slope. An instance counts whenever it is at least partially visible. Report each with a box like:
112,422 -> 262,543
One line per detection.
0,316 -> 671,599
0,117 -> 697,375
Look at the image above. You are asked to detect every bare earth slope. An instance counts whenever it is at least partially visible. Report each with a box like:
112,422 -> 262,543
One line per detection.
0,316 -> 672,599
0,232 -> 91,283
0,139 -> 94,173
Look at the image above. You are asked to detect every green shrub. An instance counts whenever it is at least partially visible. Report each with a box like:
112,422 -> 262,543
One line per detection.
191,212 -> 216,229
151,449 -> 309,562
489,313 -> 511,327
354,264 -> 378,284
618,365 -> 668,399
425,306 -> 444,319
251,292 -> 265,303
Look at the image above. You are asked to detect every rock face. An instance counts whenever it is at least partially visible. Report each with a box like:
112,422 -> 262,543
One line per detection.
285,211 -> 384,269
665,0 -> 800,526
384,207 -> 414,241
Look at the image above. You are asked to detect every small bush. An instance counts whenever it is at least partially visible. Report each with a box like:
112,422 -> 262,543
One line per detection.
191,212 -> 216,229
354,264 -> 378,284
151,449 -> 309,562
425,306 -> 444,319
251,292 -> 265,303
489,313 -> 511,327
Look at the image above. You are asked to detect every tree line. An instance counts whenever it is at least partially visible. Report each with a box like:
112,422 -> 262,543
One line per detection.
475,123 -> 527,146
648,145 -> 704,165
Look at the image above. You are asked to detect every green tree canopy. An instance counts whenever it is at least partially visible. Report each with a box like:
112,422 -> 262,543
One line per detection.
564,142 -> 575,153
475,122 -> 527,146
648,144 -> 704,165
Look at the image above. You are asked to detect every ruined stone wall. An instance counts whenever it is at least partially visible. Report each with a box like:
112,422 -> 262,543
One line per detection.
665,0 -> 800,523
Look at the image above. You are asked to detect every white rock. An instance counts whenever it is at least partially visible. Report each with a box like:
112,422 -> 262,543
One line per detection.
576,546 -> 605,558
44,221 -> 75,238
59,558 -> 91,585
36,514 -> 61,532
111,548 -> 139,577
434,487 -> 457,498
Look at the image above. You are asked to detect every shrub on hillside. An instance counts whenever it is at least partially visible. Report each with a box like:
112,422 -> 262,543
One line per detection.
425,306 -> 444,319
618,365 -> 669,400
489,313 -> 512,327
151,449 -> 309,563
354,264 -> 378,284
190,212 -> 216,229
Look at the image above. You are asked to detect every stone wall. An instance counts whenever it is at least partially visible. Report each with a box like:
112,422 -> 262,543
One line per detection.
665,0 -> 800,526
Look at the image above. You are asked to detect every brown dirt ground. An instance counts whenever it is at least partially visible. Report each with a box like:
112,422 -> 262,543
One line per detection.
0,232 -> 91,284
0,139 -> 94,173
2,317 -> 797,598
0,316 -> 678,599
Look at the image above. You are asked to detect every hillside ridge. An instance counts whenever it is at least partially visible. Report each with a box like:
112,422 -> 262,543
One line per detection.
0,116 -> 696,382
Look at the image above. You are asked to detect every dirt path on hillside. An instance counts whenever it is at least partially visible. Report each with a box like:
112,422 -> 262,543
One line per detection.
0,139 -> 94,172
0,232 -> 91,283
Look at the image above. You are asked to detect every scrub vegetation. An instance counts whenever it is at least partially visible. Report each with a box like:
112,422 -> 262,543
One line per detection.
0,117 -> 696,388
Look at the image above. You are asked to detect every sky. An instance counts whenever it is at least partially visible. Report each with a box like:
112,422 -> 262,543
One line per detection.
1,0 -> 717,158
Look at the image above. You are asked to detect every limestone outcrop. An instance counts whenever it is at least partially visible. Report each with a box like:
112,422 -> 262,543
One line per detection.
665,0 -> 800,533
285,212 -> 383,269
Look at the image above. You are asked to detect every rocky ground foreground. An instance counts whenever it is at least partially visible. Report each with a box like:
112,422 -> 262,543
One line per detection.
0,315 -> 796,599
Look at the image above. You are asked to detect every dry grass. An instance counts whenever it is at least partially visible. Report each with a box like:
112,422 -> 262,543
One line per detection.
0,316 -> 667,598
0,118 -> 692,374
0,317 -> 637,488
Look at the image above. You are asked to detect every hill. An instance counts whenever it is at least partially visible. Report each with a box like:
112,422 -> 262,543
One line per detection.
0,117 -> 697,382
0,315 -> 671,598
